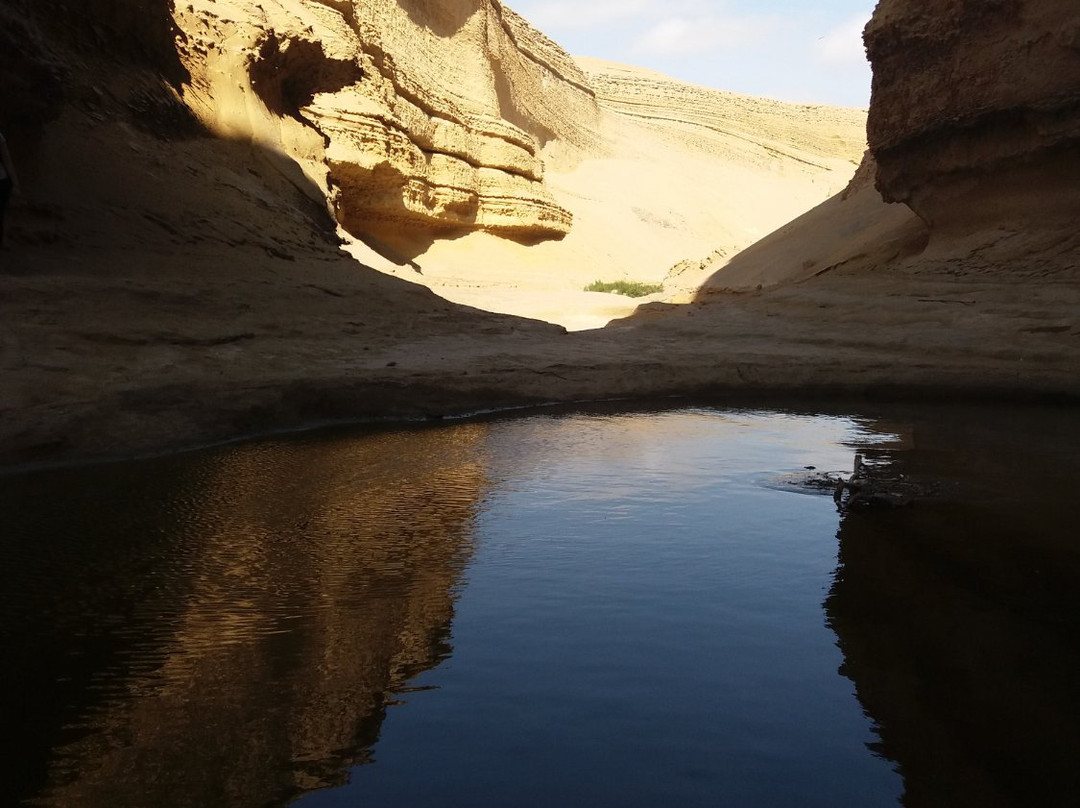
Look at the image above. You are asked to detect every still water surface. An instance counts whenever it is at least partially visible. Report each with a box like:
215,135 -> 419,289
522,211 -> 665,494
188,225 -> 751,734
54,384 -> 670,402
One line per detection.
2,404 -> 1078,807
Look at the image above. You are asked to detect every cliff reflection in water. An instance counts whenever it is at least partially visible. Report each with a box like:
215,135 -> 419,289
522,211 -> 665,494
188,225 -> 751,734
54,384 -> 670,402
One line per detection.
0,424 -> 487,808
6,404 -> 1080,808
827,406 -> 1080,808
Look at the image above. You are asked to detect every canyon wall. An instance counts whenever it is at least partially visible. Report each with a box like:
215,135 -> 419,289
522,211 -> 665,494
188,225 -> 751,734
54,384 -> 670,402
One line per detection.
692,0 -> 1080,295
3,0 -> 1080,471
583,59 -> 866,173
865,0 -> 1080,231
1,0 -> 599,248
172,0 -> 599,250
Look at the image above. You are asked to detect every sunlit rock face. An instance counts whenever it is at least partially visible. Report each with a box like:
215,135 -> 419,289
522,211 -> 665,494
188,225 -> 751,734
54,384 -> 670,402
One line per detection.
583,60 -> 867,174
172,0 -> 598,246
865,0 -> 1080,232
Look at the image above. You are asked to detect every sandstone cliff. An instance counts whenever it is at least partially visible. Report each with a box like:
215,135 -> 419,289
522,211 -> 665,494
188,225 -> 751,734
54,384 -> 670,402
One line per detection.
0,0 -> 867,328
865,0 -> 1080,232
171,0 -> 599,250
685,0 -> 1080,294
663,152 -> 927,297
2,4 -> 1080,805
582,59 -> 865,173
376,57 -> 867,328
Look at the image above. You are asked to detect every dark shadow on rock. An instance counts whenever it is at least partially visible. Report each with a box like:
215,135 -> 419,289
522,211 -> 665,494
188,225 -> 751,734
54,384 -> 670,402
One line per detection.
498,227 -> 569,247
249,34 -> 364,123
126,79 -> 207,140
0,5 -> 67,128
7,0 -> 190,91
397,0 -> 478,38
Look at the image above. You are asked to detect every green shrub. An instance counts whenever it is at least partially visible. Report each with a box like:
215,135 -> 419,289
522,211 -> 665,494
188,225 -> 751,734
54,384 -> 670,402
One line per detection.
584,280 -> 664,298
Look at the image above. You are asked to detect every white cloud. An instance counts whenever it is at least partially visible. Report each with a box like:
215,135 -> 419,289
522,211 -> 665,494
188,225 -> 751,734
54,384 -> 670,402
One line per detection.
813,13 -> 870,66
522,0 -> 654,30
510,0 -> 876,105
633,14 -> 771,56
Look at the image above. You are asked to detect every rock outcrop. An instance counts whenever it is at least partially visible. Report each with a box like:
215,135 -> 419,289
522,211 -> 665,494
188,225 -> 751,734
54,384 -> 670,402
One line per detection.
865,0 -> 1080,232
690,0 -> 1080,293
172,0 -> 599,249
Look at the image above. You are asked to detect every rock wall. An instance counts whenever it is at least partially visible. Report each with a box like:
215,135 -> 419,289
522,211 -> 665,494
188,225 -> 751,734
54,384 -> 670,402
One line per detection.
865,0 -> 1080,231
171,0 -> 599,248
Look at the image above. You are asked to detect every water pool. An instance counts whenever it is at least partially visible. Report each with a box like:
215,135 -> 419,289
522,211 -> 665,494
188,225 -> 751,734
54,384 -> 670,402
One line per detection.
3,404 -> 1077,807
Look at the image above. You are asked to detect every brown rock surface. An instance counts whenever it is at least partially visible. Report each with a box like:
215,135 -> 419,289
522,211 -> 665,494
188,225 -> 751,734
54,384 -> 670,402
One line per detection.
0,0 -> 1078,472
865,0 -> 1080,232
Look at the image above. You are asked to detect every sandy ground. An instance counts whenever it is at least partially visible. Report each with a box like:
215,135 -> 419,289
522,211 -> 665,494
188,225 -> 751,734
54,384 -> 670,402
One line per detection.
1,96 -> 1077,472
345,60 -> 866,332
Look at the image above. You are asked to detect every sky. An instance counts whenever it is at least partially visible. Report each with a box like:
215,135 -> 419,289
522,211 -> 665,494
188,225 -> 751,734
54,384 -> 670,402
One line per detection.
509,0 -> 877,108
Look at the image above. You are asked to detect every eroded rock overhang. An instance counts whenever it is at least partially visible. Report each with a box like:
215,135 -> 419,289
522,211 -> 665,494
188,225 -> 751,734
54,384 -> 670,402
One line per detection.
172,0 -> 600,248
865,0 -> 1080,232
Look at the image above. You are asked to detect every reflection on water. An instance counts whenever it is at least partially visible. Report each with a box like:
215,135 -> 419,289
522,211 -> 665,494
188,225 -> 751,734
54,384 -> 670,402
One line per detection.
0,425 -> 487,807
827,405 -> 1080,808
2,404 -> 1079,807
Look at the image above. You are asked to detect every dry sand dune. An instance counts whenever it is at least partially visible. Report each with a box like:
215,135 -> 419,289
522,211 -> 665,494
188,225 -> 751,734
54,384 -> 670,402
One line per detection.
662,155 -> 928,298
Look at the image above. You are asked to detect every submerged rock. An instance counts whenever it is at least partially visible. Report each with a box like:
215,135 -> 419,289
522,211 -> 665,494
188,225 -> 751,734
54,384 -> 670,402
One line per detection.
770,453 -> 940,511
833,454 -> 940,511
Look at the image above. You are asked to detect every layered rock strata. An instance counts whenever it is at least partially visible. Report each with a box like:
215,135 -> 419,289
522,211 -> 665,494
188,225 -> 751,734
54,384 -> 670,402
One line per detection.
582,59 -> 866,174
172,0 -> 599,247
865,0 -> 1080,231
